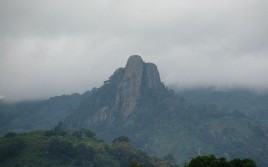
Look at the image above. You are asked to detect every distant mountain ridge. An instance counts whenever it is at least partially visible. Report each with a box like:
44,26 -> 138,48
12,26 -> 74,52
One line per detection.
179,88 -> 268,124
0,93 -> 81,134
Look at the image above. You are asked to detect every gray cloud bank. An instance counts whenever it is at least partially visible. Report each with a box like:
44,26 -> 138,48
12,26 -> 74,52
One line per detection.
0,0 -> 268,101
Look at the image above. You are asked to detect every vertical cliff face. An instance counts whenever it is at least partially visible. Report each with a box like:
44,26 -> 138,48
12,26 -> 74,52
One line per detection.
114,55 -> 163,117
115,55 -> 144,117
143,63 -> 162,90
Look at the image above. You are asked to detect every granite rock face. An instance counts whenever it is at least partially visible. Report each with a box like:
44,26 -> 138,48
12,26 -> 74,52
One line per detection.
143,63 -> 162,90
115,55 -> 144,117
114,55 -> 163,117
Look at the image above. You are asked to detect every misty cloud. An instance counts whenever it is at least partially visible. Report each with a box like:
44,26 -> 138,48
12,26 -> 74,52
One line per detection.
0,0 -> 268,101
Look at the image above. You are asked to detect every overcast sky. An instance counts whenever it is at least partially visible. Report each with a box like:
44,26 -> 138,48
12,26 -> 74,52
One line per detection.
0,0 -> 268,101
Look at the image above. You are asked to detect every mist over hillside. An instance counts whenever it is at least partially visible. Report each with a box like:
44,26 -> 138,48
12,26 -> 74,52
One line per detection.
1,56 -> 268,166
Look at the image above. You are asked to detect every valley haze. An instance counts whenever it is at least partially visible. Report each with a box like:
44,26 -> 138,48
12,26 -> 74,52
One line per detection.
0,0 -> 268,101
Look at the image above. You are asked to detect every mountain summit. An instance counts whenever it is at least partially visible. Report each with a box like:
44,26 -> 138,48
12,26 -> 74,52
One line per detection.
115,55 -> 163,117
65,55 -> 167,127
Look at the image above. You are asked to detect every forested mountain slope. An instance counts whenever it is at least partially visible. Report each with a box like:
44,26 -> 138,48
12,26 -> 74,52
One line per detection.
1,56 -> 268,166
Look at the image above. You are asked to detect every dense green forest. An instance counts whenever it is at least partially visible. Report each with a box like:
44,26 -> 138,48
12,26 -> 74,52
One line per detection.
0,124 -> 258,167
0,124 -> 178,167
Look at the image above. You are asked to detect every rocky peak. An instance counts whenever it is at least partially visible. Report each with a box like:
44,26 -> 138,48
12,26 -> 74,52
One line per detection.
126,55 -> 144,68
143,63 -> 161,89
115,55 -> 144,117
65,55 -> 165,127
115,55 -> 163,117
123,55 -> 144,92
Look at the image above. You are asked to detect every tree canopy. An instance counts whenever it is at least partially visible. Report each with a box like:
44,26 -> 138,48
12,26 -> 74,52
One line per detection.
183,154 -> 257,167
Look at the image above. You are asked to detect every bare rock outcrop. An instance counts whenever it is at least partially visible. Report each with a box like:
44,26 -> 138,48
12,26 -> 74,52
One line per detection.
114,55 -> 163,117
65,55 -> 165,128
